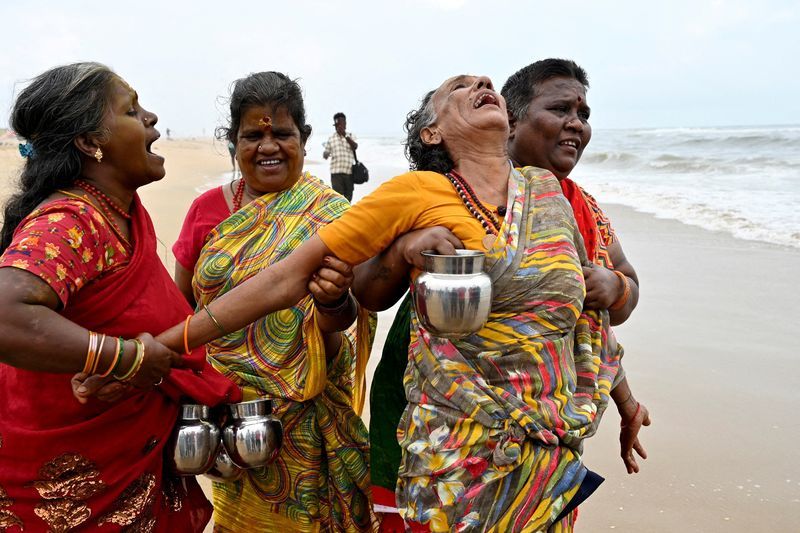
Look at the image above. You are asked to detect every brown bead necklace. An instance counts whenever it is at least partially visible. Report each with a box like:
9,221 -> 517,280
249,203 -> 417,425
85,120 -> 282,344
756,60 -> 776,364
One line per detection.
445,170 -> 502,235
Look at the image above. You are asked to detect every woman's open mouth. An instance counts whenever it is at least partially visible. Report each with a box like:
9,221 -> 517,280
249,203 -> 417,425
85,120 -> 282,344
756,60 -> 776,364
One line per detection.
474,92 -> 500,109
146,135 -> 164,161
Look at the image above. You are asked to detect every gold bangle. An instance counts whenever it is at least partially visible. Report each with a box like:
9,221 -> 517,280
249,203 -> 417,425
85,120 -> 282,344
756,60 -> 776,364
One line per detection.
183,314 -> 192,355
82,331 -> 97,374
97,335 -> 122,378
203,304 -> 226,336
126,340 -> 146,382
90,334 -> 107,374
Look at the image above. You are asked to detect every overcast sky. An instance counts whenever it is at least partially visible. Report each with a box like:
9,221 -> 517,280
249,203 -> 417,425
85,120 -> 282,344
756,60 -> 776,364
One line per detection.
1,0 -> 798,137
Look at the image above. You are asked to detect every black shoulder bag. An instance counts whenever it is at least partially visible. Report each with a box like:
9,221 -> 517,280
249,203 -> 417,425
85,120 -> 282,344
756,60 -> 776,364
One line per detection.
351,148 -> 369,185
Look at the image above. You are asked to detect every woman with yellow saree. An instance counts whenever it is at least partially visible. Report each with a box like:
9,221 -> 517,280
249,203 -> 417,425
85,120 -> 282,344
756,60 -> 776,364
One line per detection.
172,72 -> 376,532
157,73 -> 618,532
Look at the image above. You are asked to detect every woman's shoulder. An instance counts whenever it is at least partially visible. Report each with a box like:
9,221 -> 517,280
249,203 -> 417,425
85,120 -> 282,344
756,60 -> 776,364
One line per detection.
516,166 -> 560,191
517,165 -> 557,180
20,196 -> 104,231
182,185 -> 229,225
397,169 -> 445,182
296,172 -> 350,215
189,185 -> 227,209
379,170 -> 449,192
0,195 -> 128,305
302,172 -> 345,199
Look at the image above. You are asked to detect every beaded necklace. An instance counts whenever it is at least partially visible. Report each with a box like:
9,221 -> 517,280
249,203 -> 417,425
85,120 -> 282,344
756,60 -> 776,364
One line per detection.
75,180 -> 131,219
445,170 -> 502,235
74,180 -> 131,246
232,178 -> 246,212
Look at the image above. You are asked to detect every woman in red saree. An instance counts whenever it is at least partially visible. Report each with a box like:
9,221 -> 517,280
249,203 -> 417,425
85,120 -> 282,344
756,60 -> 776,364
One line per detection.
0,62 -> 240,532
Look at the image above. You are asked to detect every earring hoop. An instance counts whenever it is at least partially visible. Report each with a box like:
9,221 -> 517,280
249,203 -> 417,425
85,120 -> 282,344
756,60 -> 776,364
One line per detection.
94,148 -> 103,163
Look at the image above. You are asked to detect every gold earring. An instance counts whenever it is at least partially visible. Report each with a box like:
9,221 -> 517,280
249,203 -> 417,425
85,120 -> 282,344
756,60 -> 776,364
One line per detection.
94,148 -> 103,163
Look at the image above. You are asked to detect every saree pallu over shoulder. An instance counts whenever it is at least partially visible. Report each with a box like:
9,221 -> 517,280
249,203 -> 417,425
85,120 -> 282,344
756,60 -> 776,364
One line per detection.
558,176 -> 625,441
0,195 -> 240,533
194,172 -> 367,404
397,167 -> 619,532
193,172 -> 376,532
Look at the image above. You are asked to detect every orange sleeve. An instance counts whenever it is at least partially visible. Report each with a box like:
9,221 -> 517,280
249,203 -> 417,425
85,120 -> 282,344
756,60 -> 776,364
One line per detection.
318,171 -> 425,264
318,170 -> 492,264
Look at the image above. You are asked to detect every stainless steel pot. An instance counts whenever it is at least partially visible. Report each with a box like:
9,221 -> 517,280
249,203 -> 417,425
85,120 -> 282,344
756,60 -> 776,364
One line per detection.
222,399 -> 283,469
412,250 -> 492,339
203,446 -> 244,483
168,404 -> 221,476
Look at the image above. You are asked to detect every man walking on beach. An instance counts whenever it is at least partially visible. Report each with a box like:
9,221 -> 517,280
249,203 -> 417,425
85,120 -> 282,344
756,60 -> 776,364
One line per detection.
323,112 -> 358,201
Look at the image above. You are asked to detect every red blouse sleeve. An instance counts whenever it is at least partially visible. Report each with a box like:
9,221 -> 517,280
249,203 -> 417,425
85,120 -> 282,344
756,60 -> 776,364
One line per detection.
0,199 -> 129,307
172,187 -> 230,271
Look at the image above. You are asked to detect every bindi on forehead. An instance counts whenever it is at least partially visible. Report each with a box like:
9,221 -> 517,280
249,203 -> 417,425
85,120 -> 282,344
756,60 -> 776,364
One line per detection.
257,114 -> 272,130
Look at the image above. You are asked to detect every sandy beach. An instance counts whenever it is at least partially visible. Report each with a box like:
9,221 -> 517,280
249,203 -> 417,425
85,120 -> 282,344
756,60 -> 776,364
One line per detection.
1,138 -> 798,531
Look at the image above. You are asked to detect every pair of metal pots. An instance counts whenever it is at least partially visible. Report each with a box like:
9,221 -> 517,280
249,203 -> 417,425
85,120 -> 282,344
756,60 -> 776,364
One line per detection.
413,250 -> 493,339
168,398 -> 283,481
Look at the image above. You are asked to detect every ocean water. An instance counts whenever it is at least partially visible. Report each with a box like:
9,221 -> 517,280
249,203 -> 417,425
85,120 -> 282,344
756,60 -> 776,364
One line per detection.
224,125 -> 800,250
578,126 -> 800,250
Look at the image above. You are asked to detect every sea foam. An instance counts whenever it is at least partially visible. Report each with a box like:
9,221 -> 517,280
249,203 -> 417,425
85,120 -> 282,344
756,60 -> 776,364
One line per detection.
212,126 -> 800,249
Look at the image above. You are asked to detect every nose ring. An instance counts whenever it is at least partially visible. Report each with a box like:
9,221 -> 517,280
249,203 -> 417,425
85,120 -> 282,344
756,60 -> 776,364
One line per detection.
257,144 -> 262,151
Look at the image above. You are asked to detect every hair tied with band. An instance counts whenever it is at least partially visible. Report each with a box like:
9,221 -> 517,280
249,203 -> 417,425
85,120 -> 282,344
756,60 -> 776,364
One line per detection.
18,142 -> 35,159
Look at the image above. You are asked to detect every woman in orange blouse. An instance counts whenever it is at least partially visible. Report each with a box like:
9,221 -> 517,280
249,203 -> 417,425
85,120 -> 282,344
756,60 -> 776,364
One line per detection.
155,74 -> 617,531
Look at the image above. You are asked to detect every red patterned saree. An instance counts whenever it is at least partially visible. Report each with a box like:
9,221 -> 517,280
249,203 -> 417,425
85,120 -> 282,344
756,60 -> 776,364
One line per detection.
0,196 -> 240,532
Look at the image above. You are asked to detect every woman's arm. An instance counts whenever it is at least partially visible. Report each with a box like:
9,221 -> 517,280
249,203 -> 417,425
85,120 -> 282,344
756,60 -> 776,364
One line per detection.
582,239 -> 640,326
352,250 -> 411,312
0,268 -> 95,372
0,268 -> 178,386
352,226 -> 464,312
607,240 -> 639,324
156,234 -> 332,351
611,376 -> 651,474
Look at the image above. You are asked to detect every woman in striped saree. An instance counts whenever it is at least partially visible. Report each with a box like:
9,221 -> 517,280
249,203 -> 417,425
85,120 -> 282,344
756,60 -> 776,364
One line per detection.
156,73 -> 618,531
173,72 -> 376,532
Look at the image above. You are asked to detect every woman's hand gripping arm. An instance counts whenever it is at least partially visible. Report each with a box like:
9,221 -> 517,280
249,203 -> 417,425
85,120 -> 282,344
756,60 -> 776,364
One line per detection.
352,226 -> 464,312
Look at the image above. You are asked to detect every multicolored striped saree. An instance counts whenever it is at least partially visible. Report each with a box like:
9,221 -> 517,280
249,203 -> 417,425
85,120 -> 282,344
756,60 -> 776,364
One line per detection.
397,167 -> 620,532
192,173 -> 376,532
